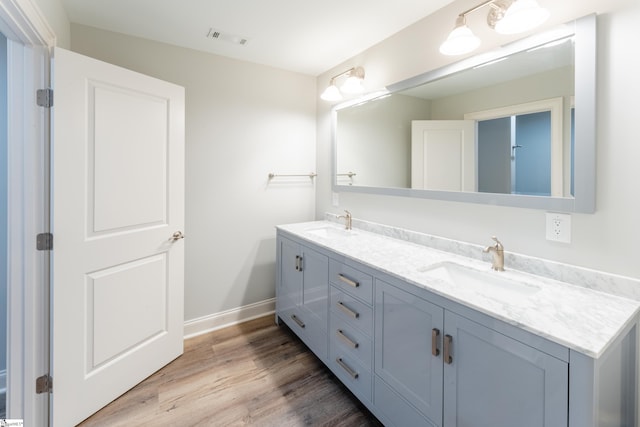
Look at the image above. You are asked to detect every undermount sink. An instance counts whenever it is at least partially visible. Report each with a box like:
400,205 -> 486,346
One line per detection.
419,262 -> 540,297
305,226 -> 357,238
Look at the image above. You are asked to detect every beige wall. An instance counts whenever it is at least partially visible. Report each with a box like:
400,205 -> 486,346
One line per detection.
71,24 -> 317,321
429,66 -> 573,120
33,0 -> 640,319
337,94 -> 430,188
32,0 -> 70,47
317,0 -> 640,280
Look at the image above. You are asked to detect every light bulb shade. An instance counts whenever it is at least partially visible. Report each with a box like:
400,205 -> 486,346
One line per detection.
494,0 -> 549,34
439,24 -> 481,55
341,75 -> 365,94
320,84 -> 342,102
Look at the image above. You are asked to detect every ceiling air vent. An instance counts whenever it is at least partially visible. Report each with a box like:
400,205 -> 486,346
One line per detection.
206,28 -> 249,46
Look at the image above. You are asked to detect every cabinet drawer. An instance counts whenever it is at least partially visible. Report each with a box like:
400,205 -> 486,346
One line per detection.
330,288 -> 373,337
329,348 -> 372,402
329,260 -> 373,304
330,314 -> 373,370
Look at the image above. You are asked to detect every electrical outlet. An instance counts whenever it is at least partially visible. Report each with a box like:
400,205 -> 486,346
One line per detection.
332,192 -> 340,207
545,212 -> 571,243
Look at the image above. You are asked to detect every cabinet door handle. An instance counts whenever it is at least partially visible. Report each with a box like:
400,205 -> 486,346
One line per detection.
337,301 -> 360,319
431,328 -> 440,357
338,273 -> 359,288
336,357 -> 359,379
444,334 -> 453,364
291,314 -> 305,329
337,329 -> 359,349
294,255 -> 303,272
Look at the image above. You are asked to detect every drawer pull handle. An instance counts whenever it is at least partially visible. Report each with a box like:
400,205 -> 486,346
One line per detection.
291,314 -> 305,329
431,328 -> 440,357
337,329 -> 359,349
336,357 -> 359,379
444,334 -> 453,364
337,301 -> 360,319
338,273 -> 359,288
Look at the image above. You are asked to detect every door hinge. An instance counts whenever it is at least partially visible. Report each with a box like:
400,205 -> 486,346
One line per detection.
36,374 -> 52,394
36,232 -> 53,250
36,88 -> 54,108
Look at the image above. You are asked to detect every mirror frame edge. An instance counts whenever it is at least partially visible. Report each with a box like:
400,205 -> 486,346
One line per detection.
572,13 -> 596,213
331,14 -> 597,214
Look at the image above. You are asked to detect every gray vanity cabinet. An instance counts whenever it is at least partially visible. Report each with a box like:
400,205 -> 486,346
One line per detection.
276,236 -> 329,361
374,279 -> 568,427
275,228 -> 636,427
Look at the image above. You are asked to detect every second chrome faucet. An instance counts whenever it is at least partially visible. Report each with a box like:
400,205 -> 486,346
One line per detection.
483,236 -> 505,271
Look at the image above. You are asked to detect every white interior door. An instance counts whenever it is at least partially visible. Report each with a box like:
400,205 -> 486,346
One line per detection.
411,120 -> 476,191
50,47 -> 185,426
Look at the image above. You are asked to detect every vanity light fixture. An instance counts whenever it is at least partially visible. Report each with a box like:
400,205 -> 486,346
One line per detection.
439,0 -> 549,56
439,15 -> 481,56
320,66 -> 365,101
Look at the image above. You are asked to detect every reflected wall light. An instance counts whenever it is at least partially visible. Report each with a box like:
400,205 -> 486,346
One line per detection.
320,67 -> 365,102
440,0 -> 549,56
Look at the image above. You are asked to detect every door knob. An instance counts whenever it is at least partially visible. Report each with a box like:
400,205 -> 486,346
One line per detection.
170,231 -> 185,241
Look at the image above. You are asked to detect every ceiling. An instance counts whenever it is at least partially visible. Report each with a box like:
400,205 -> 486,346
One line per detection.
60,0 -> 455,76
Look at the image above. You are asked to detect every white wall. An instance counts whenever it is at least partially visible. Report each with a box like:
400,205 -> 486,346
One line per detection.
316,0 -> 640,280
71,24 -> 317,321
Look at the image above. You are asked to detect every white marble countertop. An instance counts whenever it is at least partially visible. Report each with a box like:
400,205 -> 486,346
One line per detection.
277,220 -> 640,359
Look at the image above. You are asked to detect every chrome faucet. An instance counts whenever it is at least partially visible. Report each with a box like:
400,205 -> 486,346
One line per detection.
338,210 -> 352,230
483,236 -> 505,271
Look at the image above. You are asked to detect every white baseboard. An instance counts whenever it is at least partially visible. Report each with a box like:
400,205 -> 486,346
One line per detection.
0,369 -> 6,394
183,298 -> 276,340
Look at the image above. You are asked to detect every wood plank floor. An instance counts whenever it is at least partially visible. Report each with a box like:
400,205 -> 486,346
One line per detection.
78,315 -> 383,426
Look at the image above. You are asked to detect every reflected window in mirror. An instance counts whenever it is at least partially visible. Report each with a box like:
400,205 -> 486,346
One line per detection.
477,112 -> 552,196
466,96 -> 567,197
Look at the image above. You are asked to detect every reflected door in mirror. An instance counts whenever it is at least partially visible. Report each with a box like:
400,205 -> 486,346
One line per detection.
411,120 -> 475,191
